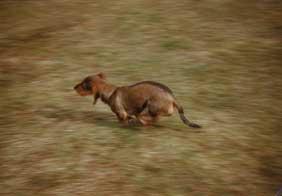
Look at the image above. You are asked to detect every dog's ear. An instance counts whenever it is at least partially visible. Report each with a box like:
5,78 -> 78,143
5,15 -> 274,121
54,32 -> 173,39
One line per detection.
82,78 -> 92,91
97,72 -> 106,80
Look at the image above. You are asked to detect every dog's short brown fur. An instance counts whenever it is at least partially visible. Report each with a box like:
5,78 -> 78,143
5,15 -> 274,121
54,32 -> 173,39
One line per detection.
74,73 -> 200,128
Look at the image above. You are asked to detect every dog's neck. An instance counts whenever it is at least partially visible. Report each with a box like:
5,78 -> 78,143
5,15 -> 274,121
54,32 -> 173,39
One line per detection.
98,82 -> 117,105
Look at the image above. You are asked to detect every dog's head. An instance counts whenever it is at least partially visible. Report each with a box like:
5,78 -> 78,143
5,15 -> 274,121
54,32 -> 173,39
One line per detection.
74,73 -> 106,104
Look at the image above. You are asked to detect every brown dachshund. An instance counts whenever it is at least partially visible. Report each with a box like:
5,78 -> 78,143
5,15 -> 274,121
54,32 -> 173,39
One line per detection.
74,73 -> 201,128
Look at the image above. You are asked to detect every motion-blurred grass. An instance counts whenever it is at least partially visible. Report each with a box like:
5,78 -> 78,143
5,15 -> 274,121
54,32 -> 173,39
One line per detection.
0,0 -> 281,195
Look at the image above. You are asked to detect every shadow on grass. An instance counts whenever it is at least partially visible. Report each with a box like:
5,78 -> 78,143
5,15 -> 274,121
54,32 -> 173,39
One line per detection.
36,106 -> 203,133
37,106 -> 121,128
37,106 -> 142,132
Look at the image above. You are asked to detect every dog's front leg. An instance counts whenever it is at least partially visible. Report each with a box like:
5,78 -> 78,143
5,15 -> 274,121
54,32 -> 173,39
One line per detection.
115,111 -> 140,125
127,115 -> 142,126
116,111 -> 130,124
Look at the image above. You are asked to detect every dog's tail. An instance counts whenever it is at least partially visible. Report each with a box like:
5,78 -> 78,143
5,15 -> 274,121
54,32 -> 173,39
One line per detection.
173,102 -> 201,128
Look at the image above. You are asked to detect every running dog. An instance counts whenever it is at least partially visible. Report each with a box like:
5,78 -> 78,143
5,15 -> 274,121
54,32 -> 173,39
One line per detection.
74,73 -> 201,128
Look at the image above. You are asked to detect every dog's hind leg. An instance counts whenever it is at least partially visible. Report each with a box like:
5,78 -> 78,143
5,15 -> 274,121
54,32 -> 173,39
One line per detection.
137,102 -> 160,125
137,114 -> 159,126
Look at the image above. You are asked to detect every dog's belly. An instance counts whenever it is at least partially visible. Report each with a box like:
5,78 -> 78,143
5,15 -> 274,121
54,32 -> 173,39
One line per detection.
124,90 -> 174,116
124,99 -> 147,115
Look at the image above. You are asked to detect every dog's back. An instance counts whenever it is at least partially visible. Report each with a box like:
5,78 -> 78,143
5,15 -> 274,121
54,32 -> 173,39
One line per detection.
129,81 -> 174,95
111,81 -> 175,116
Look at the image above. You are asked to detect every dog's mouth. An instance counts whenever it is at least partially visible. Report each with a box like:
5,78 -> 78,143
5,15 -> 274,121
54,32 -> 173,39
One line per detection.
74,84 -> 92,96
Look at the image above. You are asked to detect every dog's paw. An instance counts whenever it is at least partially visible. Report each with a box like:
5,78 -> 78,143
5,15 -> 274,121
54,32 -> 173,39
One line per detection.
128,119 -> 140,126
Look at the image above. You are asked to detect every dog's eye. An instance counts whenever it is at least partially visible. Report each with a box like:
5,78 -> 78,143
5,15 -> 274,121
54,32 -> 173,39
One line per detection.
82,81 -> 92,91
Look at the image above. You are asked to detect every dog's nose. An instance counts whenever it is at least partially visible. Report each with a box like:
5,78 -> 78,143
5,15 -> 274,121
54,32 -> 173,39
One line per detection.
74,85 -> 78,90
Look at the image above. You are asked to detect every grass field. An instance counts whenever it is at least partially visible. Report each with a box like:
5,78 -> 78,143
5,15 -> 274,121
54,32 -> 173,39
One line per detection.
0,0 -> 282,195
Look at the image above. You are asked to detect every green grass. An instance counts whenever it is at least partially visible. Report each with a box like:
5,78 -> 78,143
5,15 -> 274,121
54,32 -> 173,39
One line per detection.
160,38 -> 191,50
0,0 -> 281,195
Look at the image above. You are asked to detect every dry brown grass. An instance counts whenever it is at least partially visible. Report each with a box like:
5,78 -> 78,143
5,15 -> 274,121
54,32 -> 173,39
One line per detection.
0,0 -> 282,195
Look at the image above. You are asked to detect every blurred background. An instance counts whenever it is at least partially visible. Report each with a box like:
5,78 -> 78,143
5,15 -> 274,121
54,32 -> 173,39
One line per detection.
0,0 -> 281,195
